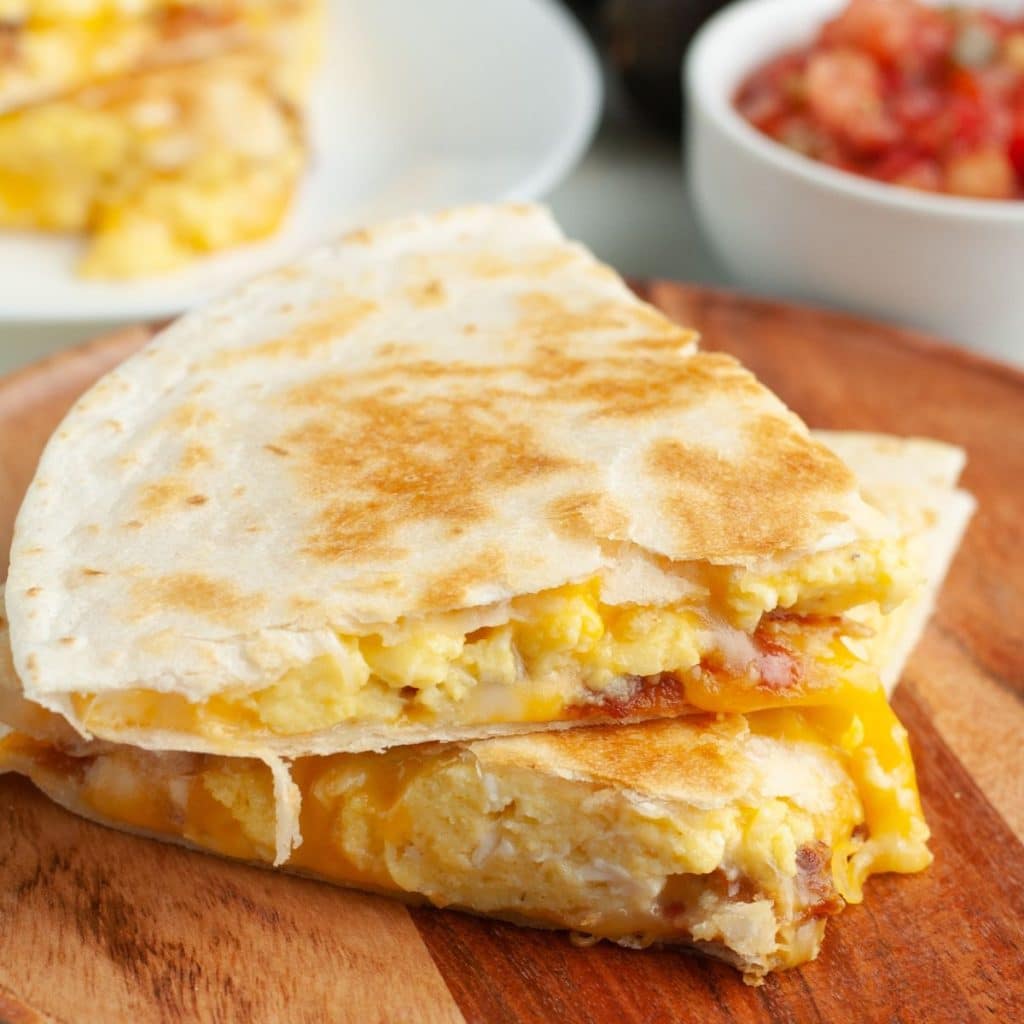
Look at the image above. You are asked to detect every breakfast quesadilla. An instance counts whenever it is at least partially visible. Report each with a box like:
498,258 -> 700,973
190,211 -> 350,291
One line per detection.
7,205 -> 919,758
0,0 -> 320,276
0,428 -> 974,981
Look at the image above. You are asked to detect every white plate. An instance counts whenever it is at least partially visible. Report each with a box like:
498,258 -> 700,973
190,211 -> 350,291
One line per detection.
0,0 -> 602,321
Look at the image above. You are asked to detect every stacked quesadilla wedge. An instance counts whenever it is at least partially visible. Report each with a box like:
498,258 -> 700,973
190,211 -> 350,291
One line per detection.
0,205 -> 973,981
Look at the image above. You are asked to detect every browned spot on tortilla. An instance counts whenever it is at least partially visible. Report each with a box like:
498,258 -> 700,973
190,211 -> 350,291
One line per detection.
205,294 -> 377,367
25,587 -> 41,597
482,716 -> 744,799
528,344 -> 751,421
288,594 -> 320,615
376,342 -> 417,360
180,442 -> 213,471
186,494 -> 208,506
59,637 -> 75,646
165,403 -> 217,432
546,492 -> 629,542
123,519 -> 143,529
420,547 -> 509,611
646,415 -> 854,559
138,478 -> 191,515
618,333 -> 695,355
81,567 -> 106,577
264,444 -> 289,457
129,573 -> 264,627
279,383 -> 574,562
407,279 -> 446,308
516,291 -> 633,337
344,227 -> 372,244
469,248 -> 575,279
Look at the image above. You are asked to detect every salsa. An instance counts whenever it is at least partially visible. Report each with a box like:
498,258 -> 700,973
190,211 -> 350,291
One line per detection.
735,0 -> 1024,199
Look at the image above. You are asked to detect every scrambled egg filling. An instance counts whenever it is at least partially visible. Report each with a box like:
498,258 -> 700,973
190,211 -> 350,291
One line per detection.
719,537 -> 911,628
74,539 -> 912,743
0,694 -> 930,974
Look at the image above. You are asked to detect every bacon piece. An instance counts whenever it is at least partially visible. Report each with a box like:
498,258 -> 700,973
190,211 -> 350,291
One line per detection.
568,672 -> 694,722
795,842 -> 845,920
751,633 -> 802,694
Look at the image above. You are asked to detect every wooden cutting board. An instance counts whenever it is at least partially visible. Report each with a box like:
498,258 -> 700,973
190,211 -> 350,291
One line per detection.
0,284 -> 1021,1024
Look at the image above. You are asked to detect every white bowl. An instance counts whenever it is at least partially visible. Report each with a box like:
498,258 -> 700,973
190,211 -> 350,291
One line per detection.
685,0 -> 1024,364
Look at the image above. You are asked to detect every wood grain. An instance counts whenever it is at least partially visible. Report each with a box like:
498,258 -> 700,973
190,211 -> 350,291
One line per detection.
0,775 -> 464,1024
0,284 -> 1021,1024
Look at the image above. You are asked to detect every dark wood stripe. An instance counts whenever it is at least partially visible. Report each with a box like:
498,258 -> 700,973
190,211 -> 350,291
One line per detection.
0,980 -> 60,1024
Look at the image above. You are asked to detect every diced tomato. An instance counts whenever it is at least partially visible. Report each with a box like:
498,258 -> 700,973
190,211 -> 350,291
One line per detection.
805,49 -> 898,151
891,159 -> 943,191
949,93 -> 990,148
821,0 -> 952,71
945,146 -> 1015,198
950,68 -> 983,102
871,144 -> 923,180
1008,133 -> 1024,180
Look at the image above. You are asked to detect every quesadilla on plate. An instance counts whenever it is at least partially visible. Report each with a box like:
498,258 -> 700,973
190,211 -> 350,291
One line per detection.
0,428 -> 974,981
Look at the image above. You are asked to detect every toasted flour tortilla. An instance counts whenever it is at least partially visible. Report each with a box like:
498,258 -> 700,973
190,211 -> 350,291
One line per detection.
7,205 -> 900,725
